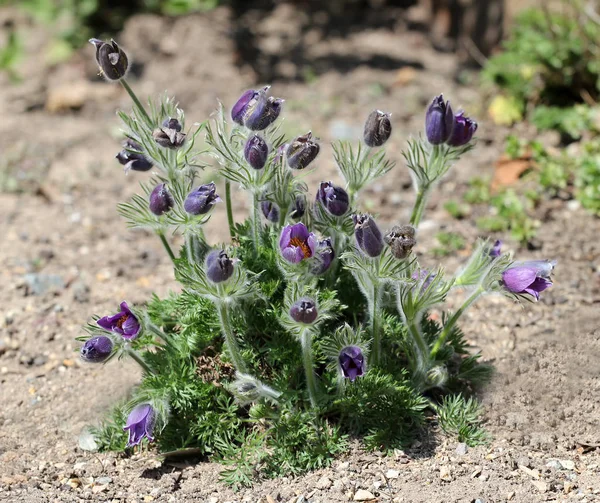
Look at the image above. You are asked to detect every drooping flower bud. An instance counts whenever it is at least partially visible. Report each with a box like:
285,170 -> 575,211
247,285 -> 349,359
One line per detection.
80,336 -> 113,363
232,89 -> 257,125
286,132 -> 320,170
489,240 -> 502,258
116,139 -> 153,172
311,237 -> 335,275
123,403 -> 155,447
502,261 -> 555,301
316,181 -> 350,217
149,183 -> 175,216
425,95 -> 454,145
446,111 -> 477,147
353,214 -> 384,258
426,365 -> 448,387
289,298 -> 318,324
232,86 -> 283,131
384,224 -> 416,259
279,223 -> 317,263
363,110 -> 392,147
290,194 -> 306,220
89,38 -> 128,81
338,345 -> 365,381
153,118 -> 186,149
261,200 -> 279,223
244,135 -> 269,170
184,182 -> 221,215
97,301 -> 141,340
205,249 -> 234,283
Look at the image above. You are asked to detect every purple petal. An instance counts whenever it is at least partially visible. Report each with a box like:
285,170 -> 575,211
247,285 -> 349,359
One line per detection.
502,267 -> 537,293
282,246 -> 303,264
288,223 -> 310,242
125,404 -> 152,428
279,225 -> 292,249
307,233 -> 318,257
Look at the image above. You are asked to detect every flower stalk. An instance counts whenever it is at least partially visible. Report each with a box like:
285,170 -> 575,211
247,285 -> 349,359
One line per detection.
300,328 -> 319,408
157,231 -> 176,263
119,79 -> 153,128
217,302 -> 248,372
126,346 -> 155,375
225,179 -> 235,240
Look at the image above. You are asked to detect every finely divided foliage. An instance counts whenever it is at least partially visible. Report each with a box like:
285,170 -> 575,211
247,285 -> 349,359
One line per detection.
80,40 -> 556,485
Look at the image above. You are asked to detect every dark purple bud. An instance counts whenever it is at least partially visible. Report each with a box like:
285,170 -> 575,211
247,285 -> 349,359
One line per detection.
116,139 -> 153,172
149,183 -> 175,216
162,117 -> 182,132
153,124 -> 186,149
446,111 -> 477,147
97,301 -> 141,340
384,224 -> 416,259
184,182 -> 221,215
363,110 -> 392,147
316,181 -> 350,217
489,240 -> 502,258
89,38 -> 129,81
244,135 -> 269,170
353,214 -> 384,258
261,200 -> 279,223
123,403 -> 155,447
289,298 -> 318,324
311,237 -> 335,275
425,95 -> 454,145
205,249 -> 234,283
290,194 -> 306,220
80,336 -> 113,363
279,223 -> 317,263
338,345 -> 365,381
241,86 -> 284,131
232,89 -> 258,125
286,132 -> 320,170
502,262 -> 554,301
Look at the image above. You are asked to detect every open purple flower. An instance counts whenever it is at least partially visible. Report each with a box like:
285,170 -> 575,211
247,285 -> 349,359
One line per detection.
311,237 -> 335,275
123,403 -> 155,447
338,345 -> 365,382
447,111 -> 477,147
80,336 -> 113,363
279,223 -> 317,263
97,301 -> 141,340
425,95 -> 454,145
502,261 -> 555,300
489,240 -> 502,258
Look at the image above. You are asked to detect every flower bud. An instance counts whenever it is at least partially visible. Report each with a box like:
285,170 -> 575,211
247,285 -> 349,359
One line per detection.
426,365 -> 448,387
384,224 -> 416,259
316,181 -> 350,217
233,86 -> 283,131
97,301 -> 141,340
184,182 -> 221,215
89,38 -> 128,81
244,135 -> 269,170
205,249 -> 234,283
338,345 -> 365,381
124,403 -> 155,447
425,95 -> 454,145
363,110 -> 392,147
446,111 -> 477,147
353,214 -> 384,258
290,194 -> 306,220
289,298 -> 318,324
261,200 -> 279,223
489,239 -> 502,258
162,117 -> 182,132
286,132 -> 319,170
311,237 -> 335,275
153,118 -> 186,149
80,336 -> 113,363
149,183 -> 175,216
116,139 -> 153,172
232,89 -> 257,125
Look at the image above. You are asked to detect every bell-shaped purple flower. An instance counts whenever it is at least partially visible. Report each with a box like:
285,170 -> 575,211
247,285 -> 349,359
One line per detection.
162,117 -> 182,132
363,110 -> 392,147
290,194 -> 306,220
261,200 -> 279,223
123,403 -> 155,447
89,38 -> 128,81
233,86 -> 283,131
286,132 -> 320,170
279,223 -> 317,263
116,139 -> 153,172
311,237 -> 335,275
232,89 -> 257,124
353,214 -> 384,258
489,240 -> 502,258
425,95 -> 454,145
80,336 -> 113,363
447,111 -> 477,147
205,249 -> 235,283
338,345 -> 365,381
97,301 -> 141,340
184,182 -> 221,215
502,261 -> 555,300
149,183 -> 175,216
289,298 -> 318,324
316,181 -> 350,217
244,135 -> 269,170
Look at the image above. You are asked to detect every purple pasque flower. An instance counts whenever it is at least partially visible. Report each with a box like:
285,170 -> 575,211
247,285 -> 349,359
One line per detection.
80,336 -> 113,363
89,38 -> 128,81
232,89 -> 257,124
363,110 -> 392,148
502,261 -> 555,300
232,86 -> 283,130
123,403 -> 155,447
205,249 -> 235,283
286,132 -> 320,170
184,182 -> 221,215
311,237 -> 335,275
279,223 -> 317,263
261,200 -> 279,223
425,94 -> 454,145
149,183 -> 175,216
447,111 -> 477,147
338,345 -> 365,382
316,181 -> 350,217
489,240 -> 502,258
244,134 -> 269,170
353,214 -> 384,258
289,298 -> 318,324
97,301 -> 141,340
116,139 -> 153,172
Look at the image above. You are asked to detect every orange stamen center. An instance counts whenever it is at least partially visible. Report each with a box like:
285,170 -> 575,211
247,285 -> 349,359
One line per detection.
116,314 -> 129,329
289,237 -> 312,258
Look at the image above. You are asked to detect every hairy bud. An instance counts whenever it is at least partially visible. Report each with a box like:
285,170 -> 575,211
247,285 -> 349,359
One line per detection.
289,298 -> 318,324
316,181 -> 350,217
353,214 -> 384,258
116,139 -> 153,172
244,135 -> 269,170
149,183 -> 175,216
363,110 -> 392,147
205,249 -> 234,283
384,224 -> 416,259
89,38 -> 128,81
184,182 -> 221,215
286,132 -> 320,170
80,336 -> 113,363
425,95 -> 454,145
447,111 -> 477,147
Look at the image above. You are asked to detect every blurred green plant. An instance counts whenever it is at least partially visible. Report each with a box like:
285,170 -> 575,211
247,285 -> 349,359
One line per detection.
0,27 -> 22,81
432,231 -> 466,257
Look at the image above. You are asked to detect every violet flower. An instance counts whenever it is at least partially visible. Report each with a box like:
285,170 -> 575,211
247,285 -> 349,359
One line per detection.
338,345 -> 365,381
184,182 -> 221,215
425,95 -> 454,145
149,183 -> 175,216
97,301 -> 141,340
286,132 -> 320,170
80,336 -> 113,363
489,240 -> 502,258
353,214 -> 384,258
446,111 -> 477,147
279,223 -> 317,263
123,403 -> 155,447
289,298 -> 318,324
244,134 -> 269,170
206,249 -> 235,283
363,110 -> 392,148
231,87 -> 283,130
261,200 -> 279,223
116,139 -> 153,172
316,181 -> 350,217
502,261 -> 555,300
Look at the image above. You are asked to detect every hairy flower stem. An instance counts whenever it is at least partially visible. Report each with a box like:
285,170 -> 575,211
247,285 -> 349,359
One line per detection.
126,347 -> 155,375
251,191 -> 261,251
410,184 -> 431,228
431,286 -> 484,359
406,319 -> 431,388
146,319 -> 176,350
157,232 -> 176,264
217,303 -> 247,372
368,285 -> 382,367
225,180 -> 235,240
120,79 -> 153,128
300,329 -> 319,408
